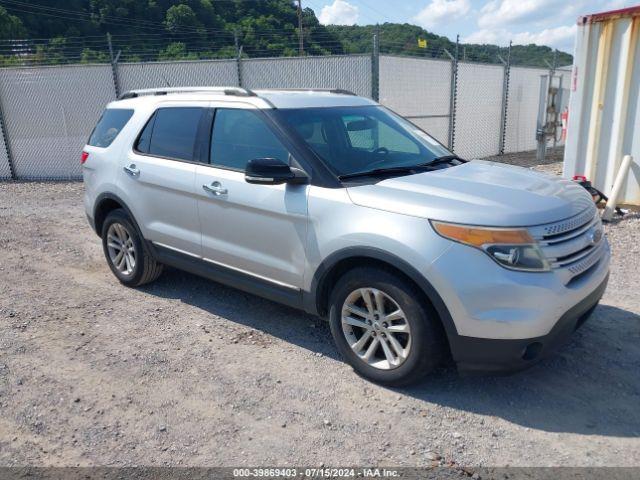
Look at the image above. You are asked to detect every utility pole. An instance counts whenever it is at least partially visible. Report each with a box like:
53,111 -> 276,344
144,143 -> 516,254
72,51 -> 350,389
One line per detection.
297,0 -> 304,56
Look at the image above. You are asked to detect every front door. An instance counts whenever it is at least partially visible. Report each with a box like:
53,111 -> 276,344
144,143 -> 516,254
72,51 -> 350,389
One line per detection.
195,107 -> 308,290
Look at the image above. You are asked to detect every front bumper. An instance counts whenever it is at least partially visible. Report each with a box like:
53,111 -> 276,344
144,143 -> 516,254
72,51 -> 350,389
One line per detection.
86,212 -> 96,233
427,237 -> 610,340
450,272 -> 609,374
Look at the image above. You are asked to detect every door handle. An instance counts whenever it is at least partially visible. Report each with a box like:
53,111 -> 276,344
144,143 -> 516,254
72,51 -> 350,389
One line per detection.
202,181 -> 228,196
123,164 -> 140,177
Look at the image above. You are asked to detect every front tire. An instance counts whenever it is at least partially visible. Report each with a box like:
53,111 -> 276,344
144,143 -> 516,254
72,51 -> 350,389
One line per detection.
101,209 -> 163,287
329,267 -> 445,386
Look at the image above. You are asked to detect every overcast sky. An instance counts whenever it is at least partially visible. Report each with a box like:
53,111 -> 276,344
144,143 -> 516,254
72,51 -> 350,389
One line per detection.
304,0 -> 637,53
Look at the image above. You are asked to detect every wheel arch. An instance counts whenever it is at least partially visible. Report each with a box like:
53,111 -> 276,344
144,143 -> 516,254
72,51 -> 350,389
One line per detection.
305,247 -> 459,341
93,193 -> 142,238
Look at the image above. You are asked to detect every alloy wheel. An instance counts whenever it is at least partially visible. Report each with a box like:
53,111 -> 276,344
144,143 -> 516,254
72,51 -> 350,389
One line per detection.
106,222 -> 136,276
341,288 -> 412,370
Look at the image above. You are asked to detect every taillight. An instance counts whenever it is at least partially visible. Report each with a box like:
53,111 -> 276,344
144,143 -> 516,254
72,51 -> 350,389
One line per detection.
573,175 -> 587,182
81,151 -> 89,164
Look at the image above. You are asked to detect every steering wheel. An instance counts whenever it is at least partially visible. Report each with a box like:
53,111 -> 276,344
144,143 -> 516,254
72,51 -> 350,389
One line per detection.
364,147 -> 391,169
373,147 -> 389,156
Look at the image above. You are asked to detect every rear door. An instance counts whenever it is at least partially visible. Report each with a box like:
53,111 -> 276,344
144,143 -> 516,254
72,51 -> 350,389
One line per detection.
195,105 -> 309,290
122,102 -> 209,256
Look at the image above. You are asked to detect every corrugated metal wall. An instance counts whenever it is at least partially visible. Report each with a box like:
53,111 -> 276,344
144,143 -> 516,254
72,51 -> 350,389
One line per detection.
564,11 -> 640,205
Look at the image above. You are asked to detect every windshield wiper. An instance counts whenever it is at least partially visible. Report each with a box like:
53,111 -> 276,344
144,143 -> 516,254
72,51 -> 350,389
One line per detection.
423,154 -> 466,167
338,155 -> 466,181
338,166 -> 418,180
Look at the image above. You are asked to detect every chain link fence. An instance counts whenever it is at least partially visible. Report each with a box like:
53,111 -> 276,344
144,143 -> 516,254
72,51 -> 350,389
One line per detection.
0,64 -> 115,180
118,59 -> 239,94
0,51 -> 564,180
504,66 -> 550,153
0,119 -> 11,180
379,55 -> 451,145
454,62 -> 505,159
242,55 -> 371,97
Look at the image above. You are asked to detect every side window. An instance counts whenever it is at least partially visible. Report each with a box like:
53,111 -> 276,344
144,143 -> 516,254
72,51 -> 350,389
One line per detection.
88,108 -> 134,147
135,112 -> 156,154
211,109 -> 289,170
141,107 -> 204,162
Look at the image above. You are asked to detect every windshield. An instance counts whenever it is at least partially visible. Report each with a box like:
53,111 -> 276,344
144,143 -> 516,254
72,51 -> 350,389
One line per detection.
275,105 -> 452,177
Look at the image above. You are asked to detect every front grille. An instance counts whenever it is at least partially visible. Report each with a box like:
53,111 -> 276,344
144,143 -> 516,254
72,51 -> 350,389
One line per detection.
541,207 -> 597,237
529,206 -> 605,282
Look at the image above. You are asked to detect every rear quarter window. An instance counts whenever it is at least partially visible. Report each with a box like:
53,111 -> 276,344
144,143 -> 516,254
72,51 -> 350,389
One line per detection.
88,108 -> 134,148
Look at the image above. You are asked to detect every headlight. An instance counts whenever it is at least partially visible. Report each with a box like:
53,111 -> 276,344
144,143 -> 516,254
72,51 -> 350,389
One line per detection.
431,221 -> 550,272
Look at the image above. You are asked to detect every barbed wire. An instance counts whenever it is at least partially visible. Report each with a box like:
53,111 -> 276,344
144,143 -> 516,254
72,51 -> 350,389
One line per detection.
0,2 -> 560,68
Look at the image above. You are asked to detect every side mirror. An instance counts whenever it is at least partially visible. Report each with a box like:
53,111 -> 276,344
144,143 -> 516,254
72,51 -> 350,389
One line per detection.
245,158 -> 307,185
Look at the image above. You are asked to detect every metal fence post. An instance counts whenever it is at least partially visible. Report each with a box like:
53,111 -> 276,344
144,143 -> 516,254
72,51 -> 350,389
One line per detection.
445,35 -> 459,151
235,31 -> 243,87
498,41 -> 512,155
0,90 -> 16,180
371,26 -> 380,101
107,33 -> 121,98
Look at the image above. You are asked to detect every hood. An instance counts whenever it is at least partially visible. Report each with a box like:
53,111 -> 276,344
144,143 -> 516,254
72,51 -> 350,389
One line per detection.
346,160 -> 594,227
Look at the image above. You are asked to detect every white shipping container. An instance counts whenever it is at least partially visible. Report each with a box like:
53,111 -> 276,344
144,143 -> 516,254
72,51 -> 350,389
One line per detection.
563,6 -> 640,206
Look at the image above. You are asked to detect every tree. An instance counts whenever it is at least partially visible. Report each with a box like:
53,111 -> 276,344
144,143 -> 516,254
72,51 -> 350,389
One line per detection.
164,4 -> 205,36
158,41 -> 197,60
0,6 -> 27,40
81,48 -> 110,63
0,0 -> 573,66
31,37 -> 68,64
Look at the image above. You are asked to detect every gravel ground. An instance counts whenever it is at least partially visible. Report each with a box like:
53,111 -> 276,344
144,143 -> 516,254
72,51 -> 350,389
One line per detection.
0,161 -> 639,469
483,147 -> 566,168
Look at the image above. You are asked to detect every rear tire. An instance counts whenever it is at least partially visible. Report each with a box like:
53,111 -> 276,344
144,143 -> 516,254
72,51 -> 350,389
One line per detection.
101,209 -> 163,287
329,267 -> 445,386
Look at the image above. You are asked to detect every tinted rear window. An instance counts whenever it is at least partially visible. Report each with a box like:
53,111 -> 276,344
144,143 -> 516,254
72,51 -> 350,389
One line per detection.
144,107 -> 204,162
88,108 -> 134,147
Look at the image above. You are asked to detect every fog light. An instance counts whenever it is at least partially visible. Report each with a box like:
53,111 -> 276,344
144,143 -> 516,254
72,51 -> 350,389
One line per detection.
522,342 -> 543,361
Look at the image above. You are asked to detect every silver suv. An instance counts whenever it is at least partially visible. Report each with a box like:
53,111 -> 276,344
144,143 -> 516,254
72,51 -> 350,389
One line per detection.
83,87 -> 610,385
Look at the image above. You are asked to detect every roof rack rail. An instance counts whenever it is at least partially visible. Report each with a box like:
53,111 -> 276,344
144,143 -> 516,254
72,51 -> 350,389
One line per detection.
117,86 -> 256,100
256,88 -> 357,96
329,89 -> 357,96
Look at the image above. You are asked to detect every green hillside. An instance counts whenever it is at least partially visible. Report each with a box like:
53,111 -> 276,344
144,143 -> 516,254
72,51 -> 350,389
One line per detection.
0,1 -> 572,67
